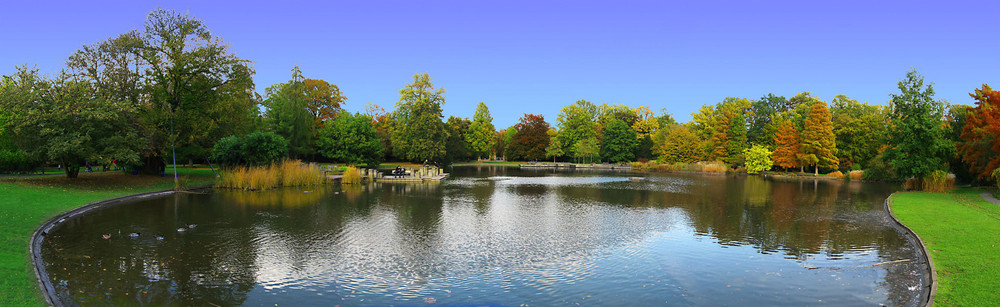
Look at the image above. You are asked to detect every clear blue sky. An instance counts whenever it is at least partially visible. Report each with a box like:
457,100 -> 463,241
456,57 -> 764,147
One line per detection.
3,0 -> 998,127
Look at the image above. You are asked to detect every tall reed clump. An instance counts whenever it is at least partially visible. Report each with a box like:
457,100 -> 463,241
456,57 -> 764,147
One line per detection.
341,166 -> 362,184
827,170 -> 845,179
698,161 -> 728,173
217,160 -> 325,190
920,170 -> 953,193
848,170 -> 863,180
278,160 -> 324,187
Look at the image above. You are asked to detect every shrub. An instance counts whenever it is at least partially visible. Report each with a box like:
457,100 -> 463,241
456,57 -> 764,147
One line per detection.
0,149 -> 32,174
341,166 -> 362,184
848,170 -> 863,180
743,144 -> 773,174
862,153 -> 896,181
212,131 -> 288,167
827,170 -> 845,179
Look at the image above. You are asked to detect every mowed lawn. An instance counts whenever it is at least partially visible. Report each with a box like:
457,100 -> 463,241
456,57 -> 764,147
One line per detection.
0,168 -> 216,306
891,188 -> 1000,306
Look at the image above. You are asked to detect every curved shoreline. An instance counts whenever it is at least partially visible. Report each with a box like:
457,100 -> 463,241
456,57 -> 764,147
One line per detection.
29,187 -> 209,307
884,194 -> 938,307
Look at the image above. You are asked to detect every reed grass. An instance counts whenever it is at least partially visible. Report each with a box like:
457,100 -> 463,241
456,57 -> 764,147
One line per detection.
848,170 -> 863,180
922,170 -> 953,193
341,166 -> 362,184
217,160 -> 325,190
827,170 -> 845,179
699,161 -> 728,173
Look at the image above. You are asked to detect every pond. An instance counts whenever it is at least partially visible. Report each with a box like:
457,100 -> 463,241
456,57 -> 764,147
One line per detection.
40,166 -> 928,306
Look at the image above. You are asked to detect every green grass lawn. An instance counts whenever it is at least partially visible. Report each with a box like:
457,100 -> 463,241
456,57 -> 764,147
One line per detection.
0,168 -> 216,306
891,188 -> 1000,306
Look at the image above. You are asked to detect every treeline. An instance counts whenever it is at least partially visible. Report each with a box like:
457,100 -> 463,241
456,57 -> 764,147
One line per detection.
1,9 -> 999,188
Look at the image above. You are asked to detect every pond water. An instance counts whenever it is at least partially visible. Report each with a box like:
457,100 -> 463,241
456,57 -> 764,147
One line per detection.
40,166 -> 927,306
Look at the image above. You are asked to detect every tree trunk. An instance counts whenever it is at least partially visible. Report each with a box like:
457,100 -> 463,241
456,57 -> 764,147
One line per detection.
64,164 -> 80,178
814,165 -> 818,176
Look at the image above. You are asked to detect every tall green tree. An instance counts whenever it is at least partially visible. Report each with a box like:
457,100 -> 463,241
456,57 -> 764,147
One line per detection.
264,67 -> 313,159
509,114 -> 551,161
800,100 -> 838,175
884,69 -> 954,185
556,99 -> 599,158
0,67 -> 142,178
546,137 -> 564,163
573,136 -> 600,164
748,93 -> 789,148
390,73 -> 448,162
317,111 -> 383,168
600,119 -> 638,163
466,102 -> 496,160
138,9 -> 247,185
444,116 -> 473,164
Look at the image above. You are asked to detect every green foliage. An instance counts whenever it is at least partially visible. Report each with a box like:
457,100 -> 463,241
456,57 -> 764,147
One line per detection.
0,67 -> 143,178
444,116 -> 473,164
466,102 -> 496,159
317,112 -> 384,168
600,119 -> 637,163
212,131 -> 288,167
390,73 -> 448,162
862,150 -> 897,181
656,124 -> 703,164
573,136 -> 600,164
884,69 -> 954,180
545,137 -> 564,162
830,95 -> 887,170
692,97 -> 752,164
748,93 -> 788,148
743,144 -> 773,174
264,67 -> 316,159
635,135 -> 655,160
509,114 -> 551,161
556,99 -> 599,158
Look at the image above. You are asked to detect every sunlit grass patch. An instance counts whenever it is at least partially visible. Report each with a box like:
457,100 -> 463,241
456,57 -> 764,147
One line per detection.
891,189 -> 1000,306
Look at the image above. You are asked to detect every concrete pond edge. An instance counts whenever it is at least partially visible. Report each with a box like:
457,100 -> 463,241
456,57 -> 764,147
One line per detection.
29,186 -> 212,307
884,195 -> 938,307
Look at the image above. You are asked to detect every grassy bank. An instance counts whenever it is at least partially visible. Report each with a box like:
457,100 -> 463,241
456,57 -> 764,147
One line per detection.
0,168 -> 216,306
891,188 -> 1000,306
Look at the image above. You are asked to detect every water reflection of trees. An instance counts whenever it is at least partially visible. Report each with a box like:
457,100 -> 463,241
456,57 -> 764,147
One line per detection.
552,174 -> 903,260
44,170 -> 913,305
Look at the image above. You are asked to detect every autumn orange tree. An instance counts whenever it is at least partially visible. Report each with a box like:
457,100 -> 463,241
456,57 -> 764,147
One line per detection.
772,118 -> 801,171
959,84 -> 1000,180
800,100 -> 838,175
509,114 -> 551,161
302,78 -> 346,129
